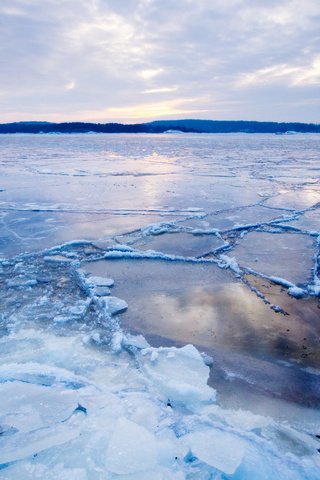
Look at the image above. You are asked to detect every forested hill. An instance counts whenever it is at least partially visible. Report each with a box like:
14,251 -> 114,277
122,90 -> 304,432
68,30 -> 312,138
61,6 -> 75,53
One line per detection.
146,119 -> 320,133
0,119 -> 319,134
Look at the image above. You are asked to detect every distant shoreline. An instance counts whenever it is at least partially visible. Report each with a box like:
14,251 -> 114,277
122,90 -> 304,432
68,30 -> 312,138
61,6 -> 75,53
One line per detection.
0,119 -> 319,134
1,131 -> 319,136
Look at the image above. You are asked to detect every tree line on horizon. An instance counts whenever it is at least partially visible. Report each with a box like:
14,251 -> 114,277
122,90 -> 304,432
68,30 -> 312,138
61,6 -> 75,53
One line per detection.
0,119 -> 319,134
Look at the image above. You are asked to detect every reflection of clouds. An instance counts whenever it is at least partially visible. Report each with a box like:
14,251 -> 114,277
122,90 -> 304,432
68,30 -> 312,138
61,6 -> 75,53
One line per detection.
144,284 -> 272,349
151,289 -> 219,331
132,152 -> 184,207
88,255 -> 320,372
266,189 -> 320,209
134,281 -> 319,368
291,208 -> 320,230
137,232 -> 223,257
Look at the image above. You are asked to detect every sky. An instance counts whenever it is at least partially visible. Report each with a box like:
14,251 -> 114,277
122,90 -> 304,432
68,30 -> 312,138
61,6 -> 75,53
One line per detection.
0,0 -> 319,123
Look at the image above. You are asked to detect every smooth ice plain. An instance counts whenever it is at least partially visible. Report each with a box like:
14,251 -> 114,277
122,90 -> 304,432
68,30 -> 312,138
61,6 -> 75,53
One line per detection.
0,133 -> 319,479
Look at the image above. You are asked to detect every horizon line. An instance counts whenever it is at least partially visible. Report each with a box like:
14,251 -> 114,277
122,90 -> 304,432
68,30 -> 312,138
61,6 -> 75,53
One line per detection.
1,118 -> 319,126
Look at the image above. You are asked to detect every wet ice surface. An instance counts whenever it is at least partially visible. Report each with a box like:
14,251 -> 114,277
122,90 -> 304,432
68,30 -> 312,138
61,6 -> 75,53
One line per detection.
0,134 -> 320,478
232,231 -> 315,285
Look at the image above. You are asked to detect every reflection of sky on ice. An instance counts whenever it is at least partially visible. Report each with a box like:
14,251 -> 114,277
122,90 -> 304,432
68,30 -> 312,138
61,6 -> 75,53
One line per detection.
0,133 -> 320,478
289,209 -> 320,231
84,258 -> 320,374
232,231 -> 315,284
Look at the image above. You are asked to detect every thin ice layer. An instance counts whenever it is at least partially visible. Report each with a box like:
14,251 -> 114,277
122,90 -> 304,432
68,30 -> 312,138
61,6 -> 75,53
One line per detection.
232,231 -> 315,284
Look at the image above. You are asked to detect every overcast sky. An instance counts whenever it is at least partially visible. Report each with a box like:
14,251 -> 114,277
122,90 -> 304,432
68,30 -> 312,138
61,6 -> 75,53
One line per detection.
1,0 -> 319,123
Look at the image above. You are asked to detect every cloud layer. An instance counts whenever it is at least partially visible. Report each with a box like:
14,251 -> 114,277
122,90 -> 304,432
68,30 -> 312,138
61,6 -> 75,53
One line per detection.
1,0 -> 319,122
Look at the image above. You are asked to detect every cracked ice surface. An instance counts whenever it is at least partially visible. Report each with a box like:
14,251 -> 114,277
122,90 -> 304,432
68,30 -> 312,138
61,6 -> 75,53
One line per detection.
0,133 -> 320,478
0,328 -> 319,479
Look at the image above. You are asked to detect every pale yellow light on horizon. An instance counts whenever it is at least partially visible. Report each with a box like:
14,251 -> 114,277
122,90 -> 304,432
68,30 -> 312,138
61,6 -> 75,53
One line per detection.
103,98 -> 209,121
2,96 -> 227,124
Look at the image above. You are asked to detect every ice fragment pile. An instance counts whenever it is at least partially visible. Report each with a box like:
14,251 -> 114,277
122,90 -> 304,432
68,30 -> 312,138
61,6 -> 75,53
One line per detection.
0,329 -> 319,479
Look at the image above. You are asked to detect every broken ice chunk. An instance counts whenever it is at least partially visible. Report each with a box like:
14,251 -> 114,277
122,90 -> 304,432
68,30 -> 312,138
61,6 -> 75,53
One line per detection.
110,331 -> 125,353
44,255 -> 74,264
0,363 -> 89,389
63,300 -> 90,317
102,296 -> 128,315
183,429 -> 245,474
288,286 -> 305,298
53,314 -> 74,323
92,286 -> 111,296
123,333 -> 150,350
110,332 -> 150,354
218,254 -> 242,276
88,276 -> 114,288
0,381 -> 79,432
0,423 -> 79,465
36,274 -> 53,283
156,429 -> 185,467
6,277 -> 37,288
140,344 -> 215,407
106,417 -> 157,474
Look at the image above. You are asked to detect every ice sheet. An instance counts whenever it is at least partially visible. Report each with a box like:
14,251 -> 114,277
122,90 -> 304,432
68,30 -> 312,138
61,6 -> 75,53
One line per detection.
1,133 -> 320,479
232,231 -> 315,285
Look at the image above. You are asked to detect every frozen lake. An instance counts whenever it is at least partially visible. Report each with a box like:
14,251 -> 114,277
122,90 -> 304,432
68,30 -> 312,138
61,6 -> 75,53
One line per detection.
0,133 -> 319,478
